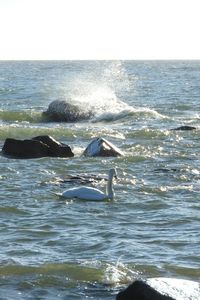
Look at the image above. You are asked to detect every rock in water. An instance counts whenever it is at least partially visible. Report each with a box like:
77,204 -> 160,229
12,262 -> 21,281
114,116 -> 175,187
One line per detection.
32,135 -> 74,157
83,137 -> 124,157
116,278 -> 200,300
116,280 -> 175,300
2,136 -> 74,159
171,125 -> 196,131
43,100 -> 94,122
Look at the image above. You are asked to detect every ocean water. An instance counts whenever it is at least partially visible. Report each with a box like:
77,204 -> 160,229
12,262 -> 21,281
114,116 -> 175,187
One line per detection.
0,60 -> 199,299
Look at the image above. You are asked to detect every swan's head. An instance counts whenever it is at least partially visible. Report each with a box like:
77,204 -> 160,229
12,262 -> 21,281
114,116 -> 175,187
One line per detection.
109,168 -> 118,179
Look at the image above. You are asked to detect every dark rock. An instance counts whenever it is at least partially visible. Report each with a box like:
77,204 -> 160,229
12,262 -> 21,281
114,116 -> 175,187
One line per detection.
2,138 -> 50,159
60,173 -> 106,185
116,280 -> 175,300
171,125 -> 196,131
154,168 -> 178,173
43,100 -> 94,122
32,135 -> 74,157
83,137 -> 124,157
2,136 -> 74,159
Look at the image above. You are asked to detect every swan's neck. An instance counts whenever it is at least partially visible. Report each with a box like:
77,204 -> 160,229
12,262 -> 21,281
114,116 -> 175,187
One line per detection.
106,174 -> 114,199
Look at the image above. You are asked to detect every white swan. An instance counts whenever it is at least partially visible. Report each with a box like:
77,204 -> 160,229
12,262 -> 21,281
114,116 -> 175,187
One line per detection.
56,168 -> 117,201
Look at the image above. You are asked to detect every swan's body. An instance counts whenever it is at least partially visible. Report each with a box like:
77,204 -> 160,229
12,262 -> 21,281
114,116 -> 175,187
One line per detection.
57,168 -> 117,201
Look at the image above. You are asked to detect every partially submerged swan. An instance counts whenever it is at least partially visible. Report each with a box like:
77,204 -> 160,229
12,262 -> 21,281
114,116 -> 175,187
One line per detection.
55,168 -> 117,201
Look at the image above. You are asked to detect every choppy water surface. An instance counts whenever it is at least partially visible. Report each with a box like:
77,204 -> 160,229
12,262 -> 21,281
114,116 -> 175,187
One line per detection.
0,61 -> 200,299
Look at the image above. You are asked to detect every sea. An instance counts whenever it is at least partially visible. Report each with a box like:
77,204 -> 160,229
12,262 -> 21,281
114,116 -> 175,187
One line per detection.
0,60 -> 199,299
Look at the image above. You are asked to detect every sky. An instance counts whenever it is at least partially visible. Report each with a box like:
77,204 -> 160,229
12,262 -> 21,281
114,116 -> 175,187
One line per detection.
0,0 -> 200,60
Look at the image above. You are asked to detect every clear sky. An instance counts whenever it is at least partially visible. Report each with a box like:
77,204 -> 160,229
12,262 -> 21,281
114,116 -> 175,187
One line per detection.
0,0 -> 200,60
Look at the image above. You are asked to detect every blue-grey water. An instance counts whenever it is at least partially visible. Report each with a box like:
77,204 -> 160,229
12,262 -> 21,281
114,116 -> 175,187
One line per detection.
0,61 -> 199,299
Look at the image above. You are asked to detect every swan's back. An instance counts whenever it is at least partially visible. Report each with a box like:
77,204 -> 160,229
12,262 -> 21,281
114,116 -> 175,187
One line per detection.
62,186 -> 107,201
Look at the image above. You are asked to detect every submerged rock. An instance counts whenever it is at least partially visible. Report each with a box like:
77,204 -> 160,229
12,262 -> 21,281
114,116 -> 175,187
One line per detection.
43,100 -> 94,122
59,173 -> 106,185
83,137 -> 124,157
2,135 -> 74,159
171,125 -> 196,131
154,168 -> 178,173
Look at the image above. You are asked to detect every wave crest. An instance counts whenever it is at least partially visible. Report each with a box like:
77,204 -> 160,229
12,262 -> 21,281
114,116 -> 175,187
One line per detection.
0,109 -> 43,123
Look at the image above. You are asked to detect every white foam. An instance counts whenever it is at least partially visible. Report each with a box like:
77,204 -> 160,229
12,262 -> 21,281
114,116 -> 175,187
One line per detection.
148,277 -> 200,300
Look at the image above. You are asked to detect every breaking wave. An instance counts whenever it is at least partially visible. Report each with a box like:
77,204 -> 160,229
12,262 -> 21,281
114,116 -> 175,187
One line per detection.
0,109 -> 43,123
0,100 -> 166,125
